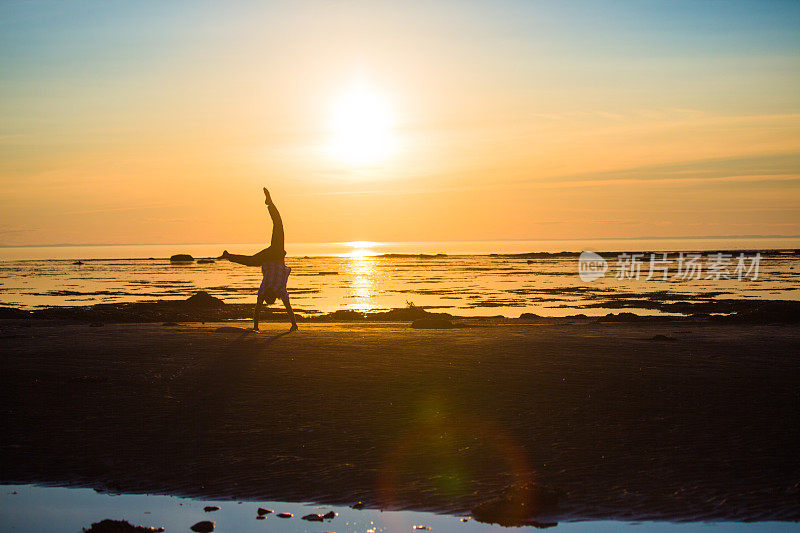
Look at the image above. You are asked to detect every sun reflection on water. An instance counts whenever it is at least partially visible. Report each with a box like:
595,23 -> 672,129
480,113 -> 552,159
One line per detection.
347,254 -> 378,311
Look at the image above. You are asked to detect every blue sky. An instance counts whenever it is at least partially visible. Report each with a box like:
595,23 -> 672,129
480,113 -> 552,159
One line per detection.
1,0 -> 798,245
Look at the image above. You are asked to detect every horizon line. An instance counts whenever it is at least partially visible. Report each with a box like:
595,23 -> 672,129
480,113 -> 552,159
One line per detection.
1,234 -> 800,249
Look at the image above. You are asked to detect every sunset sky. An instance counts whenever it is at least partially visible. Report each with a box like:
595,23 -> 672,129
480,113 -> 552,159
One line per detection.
1,0 -> 799,246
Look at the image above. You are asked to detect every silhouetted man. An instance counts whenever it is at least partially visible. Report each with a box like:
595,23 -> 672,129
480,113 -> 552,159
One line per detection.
221,188 -> 298,332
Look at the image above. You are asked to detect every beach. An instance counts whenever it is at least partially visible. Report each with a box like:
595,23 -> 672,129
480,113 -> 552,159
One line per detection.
2,316 -> 798,526
4,0 -> 800,529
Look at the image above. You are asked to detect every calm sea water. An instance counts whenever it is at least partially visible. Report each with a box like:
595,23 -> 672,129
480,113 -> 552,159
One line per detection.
1,238 -> 798,317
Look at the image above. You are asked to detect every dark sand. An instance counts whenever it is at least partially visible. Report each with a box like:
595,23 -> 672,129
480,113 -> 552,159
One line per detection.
1,319 -> 799,524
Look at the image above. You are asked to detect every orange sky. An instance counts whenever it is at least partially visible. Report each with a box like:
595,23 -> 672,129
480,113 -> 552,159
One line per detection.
1,1 -> 799,246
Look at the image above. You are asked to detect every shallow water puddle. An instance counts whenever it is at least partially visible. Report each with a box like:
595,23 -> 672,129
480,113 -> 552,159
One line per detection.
1,484 -> 797,532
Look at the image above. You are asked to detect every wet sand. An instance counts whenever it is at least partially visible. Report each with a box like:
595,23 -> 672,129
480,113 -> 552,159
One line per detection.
1,319 -> 798,524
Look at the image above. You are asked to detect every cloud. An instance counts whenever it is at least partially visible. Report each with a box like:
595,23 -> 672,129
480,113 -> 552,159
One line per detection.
0,228 -> 38,235
518,152 -> 800,188
61,203 -> 186,215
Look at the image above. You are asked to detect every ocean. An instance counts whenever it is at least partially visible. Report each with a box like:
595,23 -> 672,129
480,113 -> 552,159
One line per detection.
1,237 -> 798,317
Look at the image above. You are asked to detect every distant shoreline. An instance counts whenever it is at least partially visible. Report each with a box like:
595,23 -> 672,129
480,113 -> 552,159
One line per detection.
2,235 -> 800,261
0,248 -> 797,262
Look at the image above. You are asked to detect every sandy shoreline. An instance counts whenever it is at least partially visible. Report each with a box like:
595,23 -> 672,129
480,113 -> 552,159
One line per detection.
2,289 -> 800,324
1,319 -> 799,525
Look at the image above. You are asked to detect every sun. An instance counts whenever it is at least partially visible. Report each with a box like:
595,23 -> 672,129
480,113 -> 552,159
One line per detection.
329,82 -> 396,165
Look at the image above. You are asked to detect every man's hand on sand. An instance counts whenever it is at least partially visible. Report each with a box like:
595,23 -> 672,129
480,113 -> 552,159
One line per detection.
263,187 -> 272,206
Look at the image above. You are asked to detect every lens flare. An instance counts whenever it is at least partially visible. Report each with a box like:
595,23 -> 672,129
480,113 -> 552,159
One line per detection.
376,394 -> 534,519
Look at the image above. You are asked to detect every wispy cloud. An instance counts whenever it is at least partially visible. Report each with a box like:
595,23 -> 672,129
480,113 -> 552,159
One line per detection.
0,228 -> 38,235
61,203 -> 186,216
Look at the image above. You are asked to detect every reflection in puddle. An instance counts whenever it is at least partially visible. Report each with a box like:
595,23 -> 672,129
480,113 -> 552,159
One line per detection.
0,484 -> 791,533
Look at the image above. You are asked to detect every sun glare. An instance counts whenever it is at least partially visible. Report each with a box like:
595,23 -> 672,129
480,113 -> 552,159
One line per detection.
346,240 -> 380,248
340,240 -> 380,257
329,83 -> 396,165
